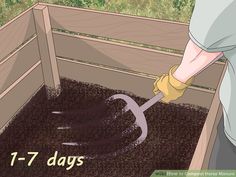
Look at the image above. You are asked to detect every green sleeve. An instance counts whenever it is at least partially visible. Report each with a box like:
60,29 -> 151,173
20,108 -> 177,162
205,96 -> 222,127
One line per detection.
189,0 -> 236,52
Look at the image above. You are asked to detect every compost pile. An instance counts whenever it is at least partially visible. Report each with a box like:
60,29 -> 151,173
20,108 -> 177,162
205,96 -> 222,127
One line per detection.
0,78 -> 208,177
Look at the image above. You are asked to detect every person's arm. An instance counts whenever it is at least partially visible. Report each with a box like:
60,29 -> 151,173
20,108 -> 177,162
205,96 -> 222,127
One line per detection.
153,39 -> 223,103
173,40 -> 223,83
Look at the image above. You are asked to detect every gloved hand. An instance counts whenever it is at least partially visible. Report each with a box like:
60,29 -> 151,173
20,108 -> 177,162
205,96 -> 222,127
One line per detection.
153,65 -> 193,103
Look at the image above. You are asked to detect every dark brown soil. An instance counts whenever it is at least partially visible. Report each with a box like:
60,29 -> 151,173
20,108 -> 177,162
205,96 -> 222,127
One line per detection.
0,78 -> 208,177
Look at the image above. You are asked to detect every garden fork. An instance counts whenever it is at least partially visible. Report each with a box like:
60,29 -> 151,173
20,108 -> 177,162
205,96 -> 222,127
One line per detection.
52,92 -> 164,159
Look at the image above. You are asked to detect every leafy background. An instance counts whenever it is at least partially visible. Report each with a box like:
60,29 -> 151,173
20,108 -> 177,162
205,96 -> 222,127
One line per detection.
0,0 -> 195,26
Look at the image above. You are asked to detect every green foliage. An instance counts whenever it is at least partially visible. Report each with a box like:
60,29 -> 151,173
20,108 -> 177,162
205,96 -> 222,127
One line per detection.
57,0 -> 91,7
54,0 -> 105,8
5,0 -> 22,7
173,0 -> 195,14
100,0 -> 195,23
173,0 -> 187,10
0,0 -> 35,26
5,0 -> 12,7
0,0 -> 195,26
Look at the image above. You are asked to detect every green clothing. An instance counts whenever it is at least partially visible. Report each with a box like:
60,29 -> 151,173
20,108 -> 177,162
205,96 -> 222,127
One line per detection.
208,118 -> 236,169
189,0 -> 236,146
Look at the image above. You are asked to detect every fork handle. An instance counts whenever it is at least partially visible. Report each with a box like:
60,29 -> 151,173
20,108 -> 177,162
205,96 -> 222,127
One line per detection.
140,92 -> 164,112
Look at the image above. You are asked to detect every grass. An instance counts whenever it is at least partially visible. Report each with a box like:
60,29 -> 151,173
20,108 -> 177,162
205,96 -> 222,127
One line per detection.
0,0 -> 36,26
0,0 -> 195,26
99,0 -> 194,22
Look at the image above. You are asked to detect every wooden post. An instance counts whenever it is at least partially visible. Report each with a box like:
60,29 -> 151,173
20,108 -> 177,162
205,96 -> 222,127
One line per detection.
33,4 -> 61,99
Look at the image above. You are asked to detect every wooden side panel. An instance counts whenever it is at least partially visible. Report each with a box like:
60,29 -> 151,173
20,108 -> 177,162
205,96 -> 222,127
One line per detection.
33,5 -> 61,93
57,58 -> 214,109
53,33 -> 224,89
47,4 -> 189,51
0,9 -> 36,61
0,63 -> 44,130
189,64 -> 227,170
0,37 -> 40,94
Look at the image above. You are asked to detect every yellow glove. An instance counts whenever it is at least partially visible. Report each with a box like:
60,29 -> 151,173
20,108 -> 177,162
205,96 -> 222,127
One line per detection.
153,65 -> 193,103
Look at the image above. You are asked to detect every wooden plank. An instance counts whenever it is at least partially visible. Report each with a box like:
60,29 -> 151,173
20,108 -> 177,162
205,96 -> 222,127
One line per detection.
57,57 -> 214,109
189,64 -> 227,170
0,62 -> 44,130
0,36 -> 40,94
46,3 -> 189,51
0,9 -> 36,61
33,5 -> 61,98
53,32 -> 224,89
203,105 -> 222,169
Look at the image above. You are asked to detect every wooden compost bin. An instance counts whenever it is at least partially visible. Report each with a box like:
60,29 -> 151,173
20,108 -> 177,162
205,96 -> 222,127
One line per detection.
0,3 -> 226,170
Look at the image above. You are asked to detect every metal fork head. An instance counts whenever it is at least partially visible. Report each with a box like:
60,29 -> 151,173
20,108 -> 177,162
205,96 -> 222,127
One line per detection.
60,93 -> 149,159
108,94 -> 148,143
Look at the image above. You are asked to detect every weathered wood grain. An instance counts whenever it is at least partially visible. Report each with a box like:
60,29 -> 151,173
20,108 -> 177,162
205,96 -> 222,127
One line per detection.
53,32 -> 224,89
57,57 -> 214,109
0,37 -> 40,94
33,4 -> 61,95
46,3 -> 189,51
0,62 -> 43,130
0,9 -> 36,61
189,63 -> 227,170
